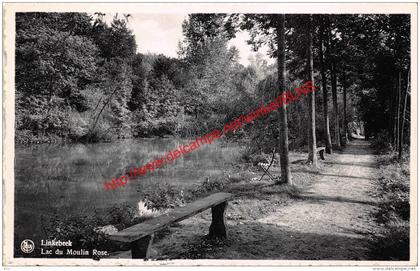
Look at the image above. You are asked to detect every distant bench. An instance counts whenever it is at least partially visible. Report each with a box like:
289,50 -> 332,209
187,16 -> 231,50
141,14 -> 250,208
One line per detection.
317,147 -> 326,160
109,192 -> 234,259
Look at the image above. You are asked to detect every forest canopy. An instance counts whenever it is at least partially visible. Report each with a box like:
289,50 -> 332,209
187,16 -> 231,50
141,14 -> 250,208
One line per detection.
15,12 -> 410,158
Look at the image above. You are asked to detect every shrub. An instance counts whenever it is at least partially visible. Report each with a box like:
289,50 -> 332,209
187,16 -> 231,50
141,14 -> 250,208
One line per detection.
374,154 -> 410,223
371,154 -> 410,260
40,211 -> 124,258
39,203 -> 148,258
143,183 -> 185,210
371,130 -> 393,154
371,217 -> 409,260
102,204 -> 139,230
193,176 -> 226,195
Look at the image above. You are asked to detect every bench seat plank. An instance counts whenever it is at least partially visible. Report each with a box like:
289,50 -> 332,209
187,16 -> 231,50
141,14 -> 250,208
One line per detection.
109,192 -> 234,243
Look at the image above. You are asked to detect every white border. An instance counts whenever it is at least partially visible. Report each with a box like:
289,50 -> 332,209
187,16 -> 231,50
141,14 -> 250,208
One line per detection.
2,2 -> 418,266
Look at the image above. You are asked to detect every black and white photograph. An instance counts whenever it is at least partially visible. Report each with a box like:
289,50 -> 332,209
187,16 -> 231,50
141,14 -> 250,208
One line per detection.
2,2 -> 417,266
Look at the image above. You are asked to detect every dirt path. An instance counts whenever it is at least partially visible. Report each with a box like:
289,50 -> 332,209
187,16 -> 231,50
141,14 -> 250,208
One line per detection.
254,139 -> 379,259
137,140 -> 381,260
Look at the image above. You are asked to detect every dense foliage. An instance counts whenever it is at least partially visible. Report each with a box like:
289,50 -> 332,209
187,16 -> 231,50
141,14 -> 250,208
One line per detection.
16,13 -> 410,158
15,13 -> 253,144
371,152 -> 409,260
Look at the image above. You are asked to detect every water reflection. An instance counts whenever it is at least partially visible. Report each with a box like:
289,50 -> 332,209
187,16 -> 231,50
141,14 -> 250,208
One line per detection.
14,138 -> 241,245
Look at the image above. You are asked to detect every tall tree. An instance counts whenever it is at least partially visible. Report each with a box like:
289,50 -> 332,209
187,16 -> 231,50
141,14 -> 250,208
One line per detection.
396,71 -> 402,149
399,70 -> 410,159
85,14 -> 137,141
342,70 -> 348,143
15,12 -> 98,139
353,14 -> 410,145
324,17 -> 341,147
340,26 -> 349,144
331,62 -> 341,147
179,14 -> 240,130
277,14 -> 292,184
318,16 -> 333,154
230,14 -> 292,184
393,77 -> 398,147
306,15 -> 317,165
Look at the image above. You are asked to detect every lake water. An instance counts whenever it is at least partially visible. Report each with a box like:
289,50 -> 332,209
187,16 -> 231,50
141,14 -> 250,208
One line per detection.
14,138 -> 242,250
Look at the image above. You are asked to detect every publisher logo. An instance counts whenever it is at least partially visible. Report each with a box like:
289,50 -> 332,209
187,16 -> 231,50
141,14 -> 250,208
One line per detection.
20,239 -> 35,253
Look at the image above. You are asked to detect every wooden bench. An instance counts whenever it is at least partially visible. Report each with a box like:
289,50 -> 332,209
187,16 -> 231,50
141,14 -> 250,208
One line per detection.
108,192 -> 234,259
316,147 -> 326,160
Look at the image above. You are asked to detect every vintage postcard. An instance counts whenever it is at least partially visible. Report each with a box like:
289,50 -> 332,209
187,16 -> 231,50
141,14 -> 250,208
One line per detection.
2,2 -> 418,267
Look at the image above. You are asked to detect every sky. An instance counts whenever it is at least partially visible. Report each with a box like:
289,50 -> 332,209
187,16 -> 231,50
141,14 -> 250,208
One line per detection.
125,14 -> 273,66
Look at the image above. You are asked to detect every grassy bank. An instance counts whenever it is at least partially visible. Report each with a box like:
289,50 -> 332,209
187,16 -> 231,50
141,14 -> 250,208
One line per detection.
33,150 -> 323,259
117,151 -> 328,259
370,152 -> 410,260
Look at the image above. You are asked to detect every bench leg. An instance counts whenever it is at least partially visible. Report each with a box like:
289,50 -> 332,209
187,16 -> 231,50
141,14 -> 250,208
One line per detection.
209,202 -> 228,238
320,150 -> 325,160
130,234 -> 154,259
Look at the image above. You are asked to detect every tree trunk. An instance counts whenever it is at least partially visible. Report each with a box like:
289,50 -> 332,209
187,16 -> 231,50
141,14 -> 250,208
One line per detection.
396,71 -> 401,150
342,70 -> 348,143
325,17 -> 341,148
306,15 -> 317,166
319,16 -> 333,154
90,86 -> 120,136
276,14 -> 292,185
399,69 -> 410,159
393,78 -> 398,148
331,62 -> 341,147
